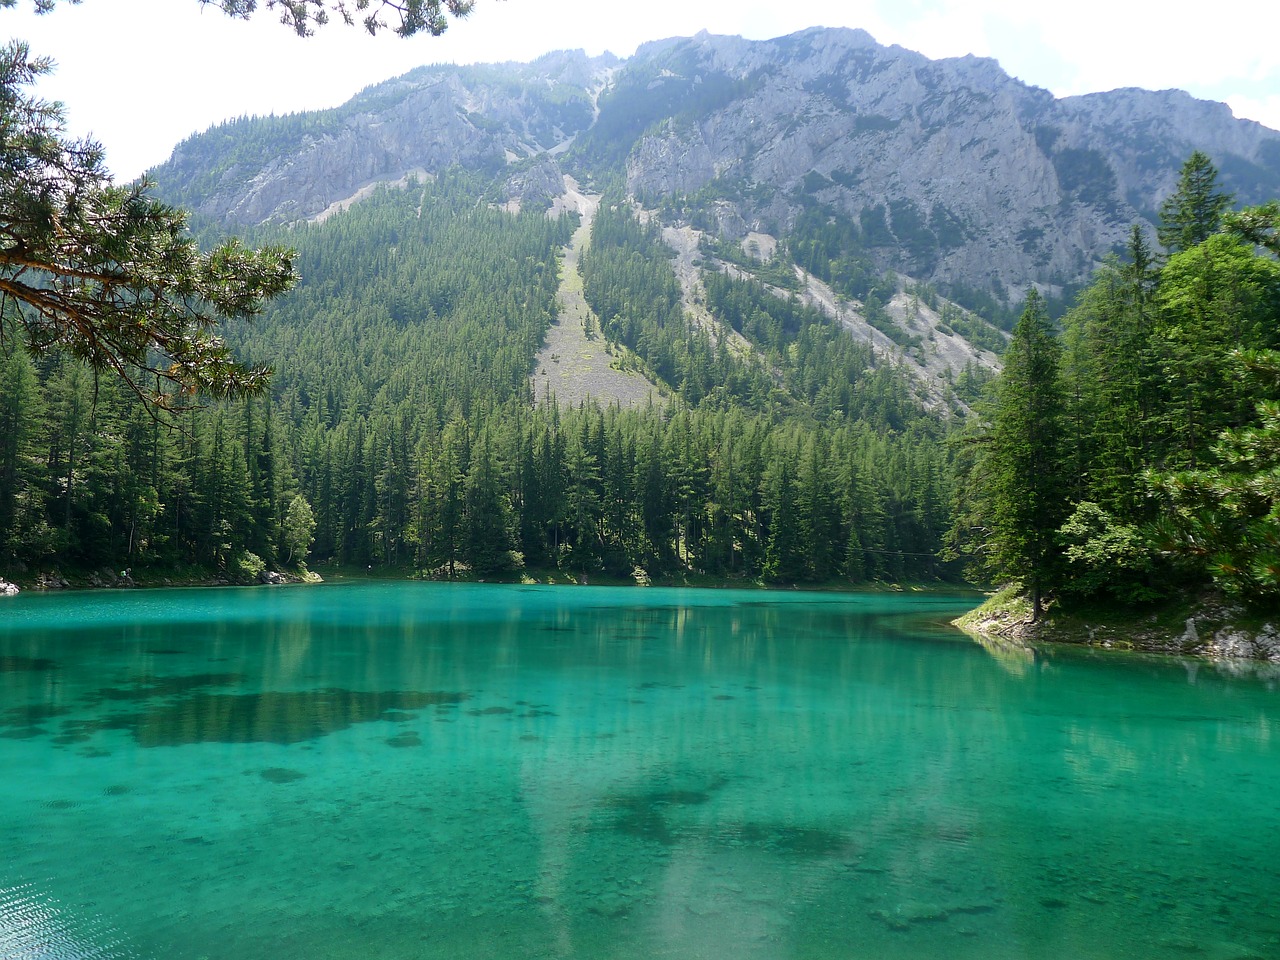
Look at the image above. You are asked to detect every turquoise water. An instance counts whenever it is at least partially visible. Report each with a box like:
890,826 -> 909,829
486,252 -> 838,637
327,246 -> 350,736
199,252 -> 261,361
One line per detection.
0,582 -> 1277,960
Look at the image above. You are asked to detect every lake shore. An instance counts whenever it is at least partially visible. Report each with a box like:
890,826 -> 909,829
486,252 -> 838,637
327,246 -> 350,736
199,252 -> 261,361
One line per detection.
0,564 -> 322,593
956,585 -> 1280,662
0,561 -> 968,599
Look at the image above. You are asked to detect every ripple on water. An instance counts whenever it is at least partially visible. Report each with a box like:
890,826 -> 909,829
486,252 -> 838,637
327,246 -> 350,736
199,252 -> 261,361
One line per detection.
0,883 -> 138,960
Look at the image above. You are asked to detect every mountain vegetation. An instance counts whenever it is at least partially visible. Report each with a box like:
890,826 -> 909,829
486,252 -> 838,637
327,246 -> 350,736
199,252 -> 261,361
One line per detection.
1,173 -> 953,586
148,30 -> 1280,316
949,156 -> 1280,613
3,23 -> 1279,617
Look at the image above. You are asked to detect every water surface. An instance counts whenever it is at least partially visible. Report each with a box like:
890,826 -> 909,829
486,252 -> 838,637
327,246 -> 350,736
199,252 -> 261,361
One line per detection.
1,582 -> 1277,959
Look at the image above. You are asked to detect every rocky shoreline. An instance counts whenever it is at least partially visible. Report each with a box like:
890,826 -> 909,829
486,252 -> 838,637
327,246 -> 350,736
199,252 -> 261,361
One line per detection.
0,566 -> 321,595
956,592 -> 1280,663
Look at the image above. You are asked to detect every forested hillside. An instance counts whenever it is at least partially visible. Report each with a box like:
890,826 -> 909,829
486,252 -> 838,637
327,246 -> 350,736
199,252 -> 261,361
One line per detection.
7,25 -> 1279,604
1,173 -> 953,585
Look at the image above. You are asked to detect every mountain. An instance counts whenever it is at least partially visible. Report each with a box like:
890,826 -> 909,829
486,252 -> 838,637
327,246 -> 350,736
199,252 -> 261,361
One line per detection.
152,27 -> 1280,308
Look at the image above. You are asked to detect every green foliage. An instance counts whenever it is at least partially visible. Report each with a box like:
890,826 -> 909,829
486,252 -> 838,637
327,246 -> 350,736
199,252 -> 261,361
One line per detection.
1153,350 -> 1280,606
700,236 -> 801,291
1157,151 -> 1234,254
1057,502 -> 1158,603
1227,201 -> 1280,257
961,156 -> 1280,611
229,549 -> 266,584
786,208 -> 880,302
950,291 -> 1067,617
0,42 -> 297,410
937,302 -> 1006,355
282,494 -> 316,564
1,164 -> 960,586
1154,234 -> 1280,468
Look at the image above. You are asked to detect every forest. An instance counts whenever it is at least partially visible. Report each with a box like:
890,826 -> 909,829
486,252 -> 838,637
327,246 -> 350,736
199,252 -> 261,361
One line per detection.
949,153 -> 1280,612
3,143 -> 1277,610
0,172 -> 952,586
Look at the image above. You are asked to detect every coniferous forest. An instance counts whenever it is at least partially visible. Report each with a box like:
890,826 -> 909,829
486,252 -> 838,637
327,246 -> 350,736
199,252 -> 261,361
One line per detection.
0,172 -> 952,586
949,154 -> 1280,613
3,130 -> 1278,613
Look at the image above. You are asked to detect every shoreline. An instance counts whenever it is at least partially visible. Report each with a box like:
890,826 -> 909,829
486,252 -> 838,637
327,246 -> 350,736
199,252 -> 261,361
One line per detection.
0,563 -> 975,599
955,586 -> 1280,663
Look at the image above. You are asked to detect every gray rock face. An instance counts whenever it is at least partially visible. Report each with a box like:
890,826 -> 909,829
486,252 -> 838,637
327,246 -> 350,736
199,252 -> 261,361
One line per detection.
155,51 -> 615,225
616,28 -> 1280,299
1206,622 -> 1280,662
151,28 -> 1280,299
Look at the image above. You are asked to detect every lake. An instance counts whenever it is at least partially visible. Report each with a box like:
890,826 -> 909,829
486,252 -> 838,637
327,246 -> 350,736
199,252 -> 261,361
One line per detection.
0,582 -> 1277,960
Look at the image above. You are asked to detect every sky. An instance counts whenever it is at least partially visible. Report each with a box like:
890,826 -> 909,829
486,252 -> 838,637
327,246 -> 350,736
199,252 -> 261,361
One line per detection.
5,0 -> 1280,181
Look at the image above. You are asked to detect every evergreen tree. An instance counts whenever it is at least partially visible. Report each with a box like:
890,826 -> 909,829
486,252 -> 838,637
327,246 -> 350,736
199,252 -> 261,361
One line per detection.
0,42 -> 295,411
464,429 -> 518,576
0,346 -> 44,560
762,453 -> 805,584
978,291 -> 1068,618
1155,234 -> 1280,469
1154,350 -> 1280,605
1157,151 -> 1233,255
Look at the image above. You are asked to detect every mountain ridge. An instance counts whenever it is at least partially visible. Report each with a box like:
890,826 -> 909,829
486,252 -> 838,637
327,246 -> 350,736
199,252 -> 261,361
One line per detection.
150,27 -> 1280,306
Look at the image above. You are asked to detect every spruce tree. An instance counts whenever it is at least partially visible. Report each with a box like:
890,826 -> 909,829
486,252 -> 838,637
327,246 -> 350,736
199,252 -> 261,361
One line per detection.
983,291 -> 1068,619
1157,151 -> 1233,255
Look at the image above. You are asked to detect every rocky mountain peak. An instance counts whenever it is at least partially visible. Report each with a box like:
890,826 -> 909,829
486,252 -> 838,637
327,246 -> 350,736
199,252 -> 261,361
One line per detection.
151,27 -> 1280,307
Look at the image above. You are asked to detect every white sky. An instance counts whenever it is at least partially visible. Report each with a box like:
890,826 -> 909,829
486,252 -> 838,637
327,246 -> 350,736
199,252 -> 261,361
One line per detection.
5,0 -> 1280,181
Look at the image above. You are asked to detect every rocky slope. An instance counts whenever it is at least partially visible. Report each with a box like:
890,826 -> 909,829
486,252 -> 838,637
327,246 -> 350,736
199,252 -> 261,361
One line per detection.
150,27 -> 1280,306
611,28 -> 1280,303
531,178 -> 666,408
154,50 -> 616,225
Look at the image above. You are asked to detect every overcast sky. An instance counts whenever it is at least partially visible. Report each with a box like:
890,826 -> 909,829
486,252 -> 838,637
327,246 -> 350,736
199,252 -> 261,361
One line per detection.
6,0 -> 1280,181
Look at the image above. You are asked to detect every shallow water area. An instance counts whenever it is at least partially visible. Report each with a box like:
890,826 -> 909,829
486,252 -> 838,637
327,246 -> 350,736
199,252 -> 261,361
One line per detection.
1,582 -> 1278,959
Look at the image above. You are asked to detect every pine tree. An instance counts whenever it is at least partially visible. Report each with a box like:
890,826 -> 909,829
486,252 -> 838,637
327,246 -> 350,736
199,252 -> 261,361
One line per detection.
464,429 -> 518,576
1155,234 -> 1280,469
1155,350 -> 1280,605
0,42 -> 295,411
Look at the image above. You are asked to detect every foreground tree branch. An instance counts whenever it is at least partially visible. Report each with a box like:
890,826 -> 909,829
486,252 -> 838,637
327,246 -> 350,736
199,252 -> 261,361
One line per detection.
0,41 -> 297,410
209,0 -> 477,37
1,0 -> 478,37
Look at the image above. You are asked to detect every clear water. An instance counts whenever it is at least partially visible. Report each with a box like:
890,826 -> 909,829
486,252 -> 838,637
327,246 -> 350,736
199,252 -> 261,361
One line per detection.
0,582 -> 1277,960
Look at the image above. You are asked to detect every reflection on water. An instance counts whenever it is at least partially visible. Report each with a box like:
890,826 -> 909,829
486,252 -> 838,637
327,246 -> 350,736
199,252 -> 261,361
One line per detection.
0,582 -> 1278,960
64,688 -> 470,747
